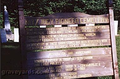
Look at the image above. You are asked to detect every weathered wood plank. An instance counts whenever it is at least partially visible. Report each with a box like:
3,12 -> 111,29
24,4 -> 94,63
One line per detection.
109,7 -> 119,79
26,25 -> 110,35
27,55 -> 113,79
26,39 -> 111,50
33,62 -> 112,74
28,62 -> 113,75
28,66 -> 113,79
25,13 -> 109,26
26,32 -> 110,43
33,61 -> 112,73
27,48 -> 111,59
27,55 -> 112,67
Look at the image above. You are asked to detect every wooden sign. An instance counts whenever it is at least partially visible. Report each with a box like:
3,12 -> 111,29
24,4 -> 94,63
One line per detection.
18,0 -> 119,79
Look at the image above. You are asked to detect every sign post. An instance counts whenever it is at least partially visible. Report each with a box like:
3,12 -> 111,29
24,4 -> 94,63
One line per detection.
0,28 -> 1,79
18,0 -> 27,79
109,0 -> 119,78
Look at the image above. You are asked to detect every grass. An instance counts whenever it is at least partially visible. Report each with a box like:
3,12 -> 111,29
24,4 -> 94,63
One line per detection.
118,30 -> 120,34
116,33 -> 120,78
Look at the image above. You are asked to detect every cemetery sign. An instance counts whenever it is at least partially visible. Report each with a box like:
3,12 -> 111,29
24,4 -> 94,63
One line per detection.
18,0 -> 119,79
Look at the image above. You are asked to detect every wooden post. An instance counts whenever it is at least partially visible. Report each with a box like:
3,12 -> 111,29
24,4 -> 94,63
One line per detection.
18,0 -> 27,79
0,30 -> 1,79
109,0 -> 119,79
0,0 -> 1,13
0,3 -> 2,78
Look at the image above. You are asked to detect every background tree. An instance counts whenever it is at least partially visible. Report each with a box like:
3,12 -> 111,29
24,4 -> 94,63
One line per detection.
23,0 -> 108,16
114,0 -> 120,19
0,0 -> 18,27
0,0 -> 120,28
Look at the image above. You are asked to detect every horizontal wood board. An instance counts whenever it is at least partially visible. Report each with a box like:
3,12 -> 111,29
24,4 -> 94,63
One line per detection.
25,13 -> 109,26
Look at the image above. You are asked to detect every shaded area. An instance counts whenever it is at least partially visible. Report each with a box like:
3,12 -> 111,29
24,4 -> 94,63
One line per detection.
1,42 -> 22,79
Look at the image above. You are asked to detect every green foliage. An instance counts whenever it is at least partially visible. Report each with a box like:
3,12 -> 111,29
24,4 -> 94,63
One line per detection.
23,0 -> 108,17
23,0 -> 74,16
118,30 -> 120,34
116,35 -> 120,77
1,0 -> 120,27
114,0 -> 120,19
80,0 -> 108,14
1,0 -> 18,27
0,12 -> 3,27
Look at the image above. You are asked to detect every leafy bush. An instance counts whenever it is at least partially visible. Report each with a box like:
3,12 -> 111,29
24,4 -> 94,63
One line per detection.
114,0 -> 120,19
0,12 -> 3,27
